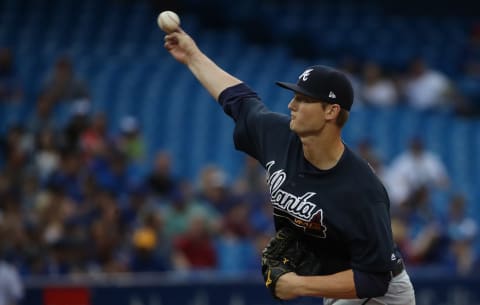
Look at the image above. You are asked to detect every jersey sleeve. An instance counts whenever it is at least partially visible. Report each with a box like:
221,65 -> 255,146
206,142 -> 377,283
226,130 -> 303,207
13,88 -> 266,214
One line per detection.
218,83 -> 291,165
346,194 -> 395,273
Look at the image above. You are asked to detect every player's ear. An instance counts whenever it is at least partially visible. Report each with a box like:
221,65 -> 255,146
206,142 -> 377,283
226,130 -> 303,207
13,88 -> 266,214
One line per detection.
325,104 -> 341,120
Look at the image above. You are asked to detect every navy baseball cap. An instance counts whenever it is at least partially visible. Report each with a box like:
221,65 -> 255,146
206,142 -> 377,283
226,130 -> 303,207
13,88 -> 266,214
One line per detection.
276,65 -> 354,111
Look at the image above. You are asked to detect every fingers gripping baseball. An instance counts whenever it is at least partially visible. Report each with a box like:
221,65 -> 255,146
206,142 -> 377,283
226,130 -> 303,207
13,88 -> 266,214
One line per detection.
164,31 -> 200,65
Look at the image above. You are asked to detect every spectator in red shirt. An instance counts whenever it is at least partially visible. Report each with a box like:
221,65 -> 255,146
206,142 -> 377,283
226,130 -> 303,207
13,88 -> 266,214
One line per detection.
173,215 -> 217,270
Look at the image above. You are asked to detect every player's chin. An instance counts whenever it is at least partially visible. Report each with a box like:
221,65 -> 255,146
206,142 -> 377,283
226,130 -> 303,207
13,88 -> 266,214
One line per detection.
289,119 -> 296,131
290,121 -> 303,134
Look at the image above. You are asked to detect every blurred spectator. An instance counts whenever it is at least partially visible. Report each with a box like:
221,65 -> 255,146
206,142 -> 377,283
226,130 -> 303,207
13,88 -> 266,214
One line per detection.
222,199 -> 252,239
0,191 -> 27,270
232,156 -> 269,233
81,112 -> 111,160
402,58 -> 454,110
172,215 -> 217,270
250,232 -> 272,269
398,187 -> 450,266
31,100 -> 55,131
197,165 -> 234,214
118,116 -> 145,163
35,185 -> 76,247
46,238 -> 83,275
20,172 -> 40,211
130,227 -> 166,272
60,219 -> 90,274
129,212 -> 171,272
356,138 -> 386,180
360,62 -> 398,107
446,194 -> 478,275
62,99 -> 91,151
147,151 -> 177,197
37,56 -> 89,117
92,150 -> 131,197
86,191 -> 125,273
47,149 -> 85,204
34,128 -> 60,182
385,137 -> 449,206
0,258 -> 23,305
391,215 -> 409,256
0,125 -> 33,188
214,226 -> 257,274
120,183 -> 154,230
460,22 -> 480,114
233,156 -> 266,195
456,60 -> 480,117
0,48 -> 22,103
249,194 -> 275,235
32,185 -> 79,275
231,159 -> 268,237
161,183 -> 219,238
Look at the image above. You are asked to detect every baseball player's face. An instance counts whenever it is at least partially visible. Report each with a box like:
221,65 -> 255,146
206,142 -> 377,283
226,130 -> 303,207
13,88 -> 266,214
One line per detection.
288,94 -> 329,136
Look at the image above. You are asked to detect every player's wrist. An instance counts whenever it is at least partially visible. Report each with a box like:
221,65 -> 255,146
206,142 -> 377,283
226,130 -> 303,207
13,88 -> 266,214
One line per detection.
295,275 -> 326,298
292,274 -> 308,297
185,47 -> 205,67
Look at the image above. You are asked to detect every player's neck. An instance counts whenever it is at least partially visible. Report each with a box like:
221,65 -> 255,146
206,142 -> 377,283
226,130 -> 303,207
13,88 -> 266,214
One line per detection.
301,132 -> 344,170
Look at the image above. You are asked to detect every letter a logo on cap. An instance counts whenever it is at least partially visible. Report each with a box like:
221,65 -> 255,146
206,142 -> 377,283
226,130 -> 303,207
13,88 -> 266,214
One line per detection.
329,91 -> 336,99
299,68 -> 314,81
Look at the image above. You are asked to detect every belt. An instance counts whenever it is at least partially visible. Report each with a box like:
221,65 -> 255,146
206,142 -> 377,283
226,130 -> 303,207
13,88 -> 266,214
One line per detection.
390,259 -> 405,278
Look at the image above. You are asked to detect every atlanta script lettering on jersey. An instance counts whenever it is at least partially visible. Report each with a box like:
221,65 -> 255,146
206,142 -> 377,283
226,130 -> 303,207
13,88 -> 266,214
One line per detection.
266,161 -> 321,222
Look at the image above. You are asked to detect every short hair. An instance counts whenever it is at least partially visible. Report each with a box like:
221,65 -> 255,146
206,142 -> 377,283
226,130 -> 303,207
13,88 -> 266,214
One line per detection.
336,108 -> 349,128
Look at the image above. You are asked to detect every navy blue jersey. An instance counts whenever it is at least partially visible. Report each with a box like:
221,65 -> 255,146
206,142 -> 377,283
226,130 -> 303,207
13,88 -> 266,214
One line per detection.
219,83 -> 399,275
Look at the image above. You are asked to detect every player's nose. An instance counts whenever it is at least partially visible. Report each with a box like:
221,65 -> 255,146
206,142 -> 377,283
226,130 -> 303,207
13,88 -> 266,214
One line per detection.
288,98 -> 297,111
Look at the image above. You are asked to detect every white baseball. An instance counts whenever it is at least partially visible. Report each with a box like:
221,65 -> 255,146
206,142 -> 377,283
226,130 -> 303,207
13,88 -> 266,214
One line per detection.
157,11 -> 180,33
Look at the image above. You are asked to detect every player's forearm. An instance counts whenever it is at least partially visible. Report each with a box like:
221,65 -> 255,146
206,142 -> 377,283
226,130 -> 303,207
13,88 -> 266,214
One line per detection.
186,51 -> 242,101
296,269 -> 357,299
